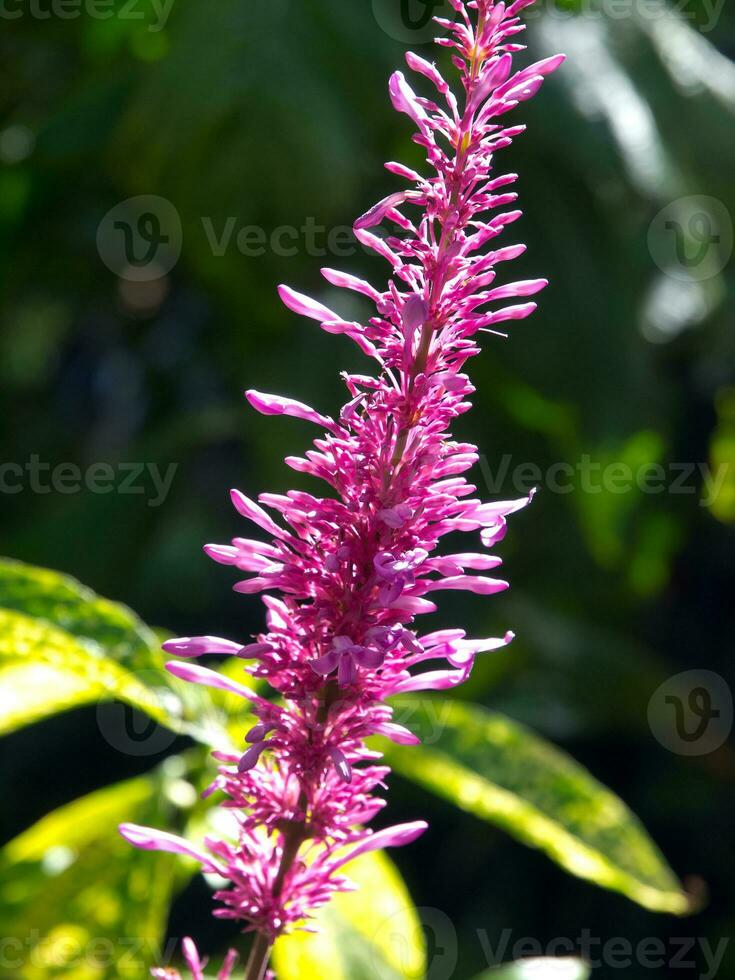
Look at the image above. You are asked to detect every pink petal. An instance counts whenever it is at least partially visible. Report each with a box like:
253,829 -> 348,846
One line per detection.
391,668 -> 468,692
245,390 -> 332,429
329,746 -> 352,783
310,650 -> 340,676
374,722 -> 421,745
230,489 -> 288,539
388,72 -> 427,129
119,824 -> 223,873
352,645 -> 386,670
334,821 -> 428,868
354,191 -> 409,231
469,490 -> 535,524
440,553 -> 503,571
203,544 -> 240,565
402,294 -> 429,336
278,284 -> 338,323
165,661 -> 258,700
238,741 -> 268,772
486,279 -> 547,301
405,51 -> 450,95
320,267 -> 380,301
233,577 -> 270,594
218,950 -> 239,980
182,938 -> 204,980
495,54 -> 566,100
424,575 -> 509,595
161,636 -> 243,658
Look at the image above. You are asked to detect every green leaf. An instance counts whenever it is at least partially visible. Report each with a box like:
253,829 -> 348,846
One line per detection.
272,849 -> 426,980
380,699 -> 691,915
0,558 -> 246,748
0,608 -> 177,736
0,558 -> 158,668
475,958 -> 590,980
0,772 -> 185,979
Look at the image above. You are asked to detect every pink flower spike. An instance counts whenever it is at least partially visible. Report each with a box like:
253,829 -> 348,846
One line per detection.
122,1 -> 562,956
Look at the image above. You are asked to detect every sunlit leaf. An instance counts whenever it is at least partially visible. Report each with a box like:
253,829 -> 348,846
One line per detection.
0,558 -> 244,749
272,849 -> 426,980
0,558 -> 158,668
0,772 -> 186,979
0,608 -> 177,736
380,699 -> 691,915
475,958 -> 591,980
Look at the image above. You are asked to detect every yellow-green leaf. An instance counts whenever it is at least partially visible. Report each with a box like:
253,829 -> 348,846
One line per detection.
0,558 -> 158,667
0,608 -> 174,735
381,699 -> 691,915
272,849 -> 426,980
0,774 -> 182,979
476,959 -> 590,980
0,558 -> 252,749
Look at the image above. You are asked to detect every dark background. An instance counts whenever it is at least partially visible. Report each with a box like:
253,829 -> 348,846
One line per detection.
1,0 -> 734,977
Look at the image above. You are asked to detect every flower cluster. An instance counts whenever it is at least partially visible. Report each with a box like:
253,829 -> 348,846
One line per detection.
121,0 -> 562,975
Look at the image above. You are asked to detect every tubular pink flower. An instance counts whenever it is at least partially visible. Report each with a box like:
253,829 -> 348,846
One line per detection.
125,3 -> 563,975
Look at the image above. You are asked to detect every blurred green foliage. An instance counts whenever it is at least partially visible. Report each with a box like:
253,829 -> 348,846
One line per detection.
1,0 -> 734,977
